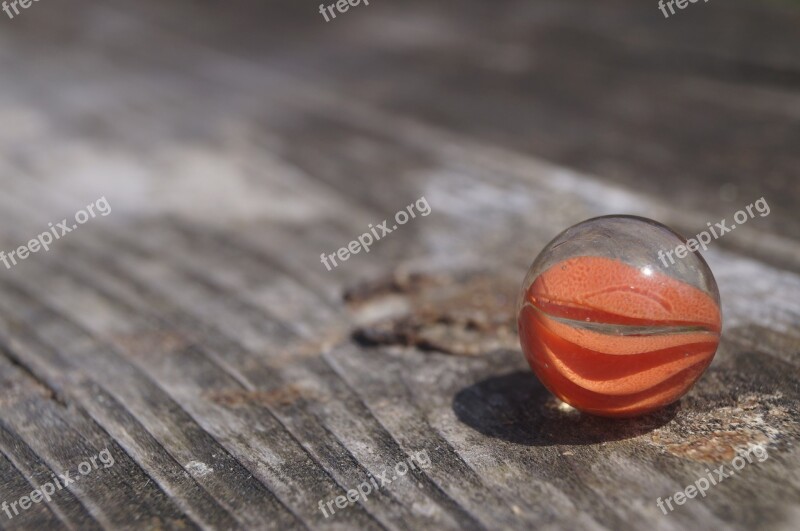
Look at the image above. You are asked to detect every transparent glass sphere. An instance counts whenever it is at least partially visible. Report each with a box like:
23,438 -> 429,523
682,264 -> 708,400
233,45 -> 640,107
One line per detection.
517,215 -> 722,418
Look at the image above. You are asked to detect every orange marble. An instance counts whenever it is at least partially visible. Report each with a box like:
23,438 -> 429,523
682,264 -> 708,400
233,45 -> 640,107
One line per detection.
518,255 -> 721,417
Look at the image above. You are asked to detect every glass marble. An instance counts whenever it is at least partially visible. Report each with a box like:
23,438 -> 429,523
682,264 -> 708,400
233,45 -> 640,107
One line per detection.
517,216 -> 722,418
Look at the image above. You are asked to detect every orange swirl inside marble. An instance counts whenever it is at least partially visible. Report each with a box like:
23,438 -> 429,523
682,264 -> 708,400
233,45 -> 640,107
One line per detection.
518,256 -> 721,417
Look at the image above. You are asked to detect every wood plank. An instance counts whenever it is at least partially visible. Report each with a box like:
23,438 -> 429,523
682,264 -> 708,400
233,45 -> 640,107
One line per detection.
0,0 -> 798,530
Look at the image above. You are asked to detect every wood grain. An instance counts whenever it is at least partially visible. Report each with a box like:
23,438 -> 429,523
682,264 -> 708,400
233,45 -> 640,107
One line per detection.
0,0 -> 798,529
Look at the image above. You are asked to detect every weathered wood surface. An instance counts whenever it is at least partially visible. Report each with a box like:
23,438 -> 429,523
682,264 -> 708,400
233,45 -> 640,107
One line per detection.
0,0 -> 799,529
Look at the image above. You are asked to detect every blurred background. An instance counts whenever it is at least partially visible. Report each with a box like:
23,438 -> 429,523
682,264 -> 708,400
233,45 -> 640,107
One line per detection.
1,0 -> 798,267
